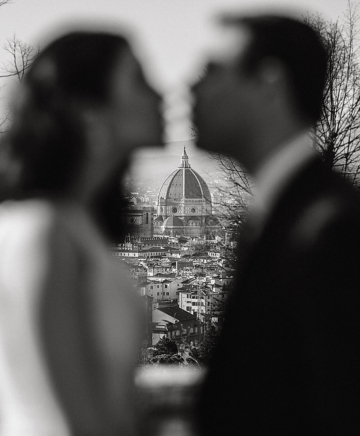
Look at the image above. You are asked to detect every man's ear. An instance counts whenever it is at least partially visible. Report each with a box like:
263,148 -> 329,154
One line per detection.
255,57 -> 303,123
256,57 -> 288,95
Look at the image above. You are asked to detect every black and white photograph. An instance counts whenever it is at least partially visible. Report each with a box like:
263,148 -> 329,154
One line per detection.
0,0 -> 359,435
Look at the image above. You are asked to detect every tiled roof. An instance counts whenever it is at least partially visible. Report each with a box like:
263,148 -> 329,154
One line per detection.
158,305 -> 197,322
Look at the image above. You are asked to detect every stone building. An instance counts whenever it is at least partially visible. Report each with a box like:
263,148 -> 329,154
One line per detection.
120,205 -> 154,238
155,148 -> 219,236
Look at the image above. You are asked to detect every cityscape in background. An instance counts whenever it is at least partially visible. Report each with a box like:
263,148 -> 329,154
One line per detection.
112,142 -> 242,365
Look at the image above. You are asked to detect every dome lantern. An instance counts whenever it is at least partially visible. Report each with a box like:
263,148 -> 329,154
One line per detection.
180,146 -> 190,168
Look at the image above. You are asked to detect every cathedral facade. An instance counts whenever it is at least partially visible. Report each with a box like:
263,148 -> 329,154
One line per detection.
154,148 -> 219,237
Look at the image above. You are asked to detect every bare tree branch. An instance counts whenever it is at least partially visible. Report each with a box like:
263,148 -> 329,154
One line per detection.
306,1 -> 360,185
0,34 -> 39,132
1,35 -> 39,81
207,152 -> 254,236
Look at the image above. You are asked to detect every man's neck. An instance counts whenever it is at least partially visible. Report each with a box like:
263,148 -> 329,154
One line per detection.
248,130 -> 315,237
243,121 -> 309,176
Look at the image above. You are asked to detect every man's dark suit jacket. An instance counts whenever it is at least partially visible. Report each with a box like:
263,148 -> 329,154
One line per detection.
197,157 -> 360,435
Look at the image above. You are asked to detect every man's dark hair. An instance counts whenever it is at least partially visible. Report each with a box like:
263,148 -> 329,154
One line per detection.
222,14 -> 328,125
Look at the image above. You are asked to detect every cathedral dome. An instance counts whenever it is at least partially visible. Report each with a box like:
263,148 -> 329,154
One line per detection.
158,148 -> 211,203
156,148 -> 214,237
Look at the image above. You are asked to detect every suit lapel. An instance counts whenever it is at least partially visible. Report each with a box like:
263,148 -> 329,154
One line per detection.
237,156 -> 324,277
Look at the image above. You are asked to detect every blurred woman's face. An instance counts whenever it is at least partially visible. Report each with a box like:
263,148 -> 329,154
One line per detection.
107,47 -> 164,153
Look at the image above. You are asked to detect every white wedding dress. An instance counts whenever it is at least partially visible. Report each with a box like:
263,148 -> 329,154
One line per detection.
0,199 -> 142,436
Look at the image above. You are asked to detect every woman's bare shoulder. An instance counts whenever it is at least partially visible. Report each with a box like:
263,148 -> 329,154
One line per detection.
0,199 -> 57,238
0,200 -> 73,291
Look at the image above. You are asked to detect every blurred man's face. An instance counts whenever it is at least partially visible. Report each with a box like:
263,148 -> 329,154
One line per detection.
191,26 -> 257,159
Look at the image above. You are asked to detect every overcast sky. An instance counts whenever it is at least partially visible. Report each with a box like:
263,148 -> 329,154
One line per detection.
0,0 -> 354,146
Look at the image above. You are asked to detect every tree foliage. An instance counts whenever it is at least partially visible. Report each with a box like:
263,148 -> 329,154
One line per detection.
210,152 -> 253,239
0,1 -> 11,8
153,337 -> 178,356
306,1 -> 360,184
197,325 -> 221,365
0,2 -> 39,132
0,35 -> 39,81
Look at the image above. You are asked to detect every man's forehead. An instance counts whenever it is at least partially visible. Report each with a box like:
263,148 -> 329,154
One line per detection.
206,25 -> 251,66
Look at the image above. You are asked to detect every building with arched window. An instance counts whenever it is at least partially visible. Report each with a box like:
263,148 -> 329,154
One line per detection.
155,148 -> 219,236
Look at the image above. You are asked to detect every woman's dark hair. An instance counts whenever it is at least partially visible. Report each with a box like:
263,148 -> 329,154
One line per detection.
1,31 -> 131,241
222,14 -> 328,126
5,31 -> 129,197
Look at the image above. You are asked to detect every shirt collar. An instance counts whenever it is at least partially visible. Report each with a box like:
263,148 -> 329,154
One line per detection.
252,130 -> 316,218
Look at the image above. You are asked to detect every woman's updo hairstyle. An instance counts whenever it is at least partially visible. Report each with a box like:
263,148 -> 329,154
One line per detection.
5,31 -> 129,198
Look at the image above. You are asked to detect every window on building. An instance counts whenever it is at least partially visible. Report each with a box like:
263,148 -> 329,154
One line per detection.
157,292 -> 159,296
150,286 -> 153,289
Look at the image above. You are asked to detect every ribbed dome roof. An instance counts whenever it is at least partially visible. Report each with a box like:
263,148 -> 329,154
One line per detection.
158,148 -> 211,202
